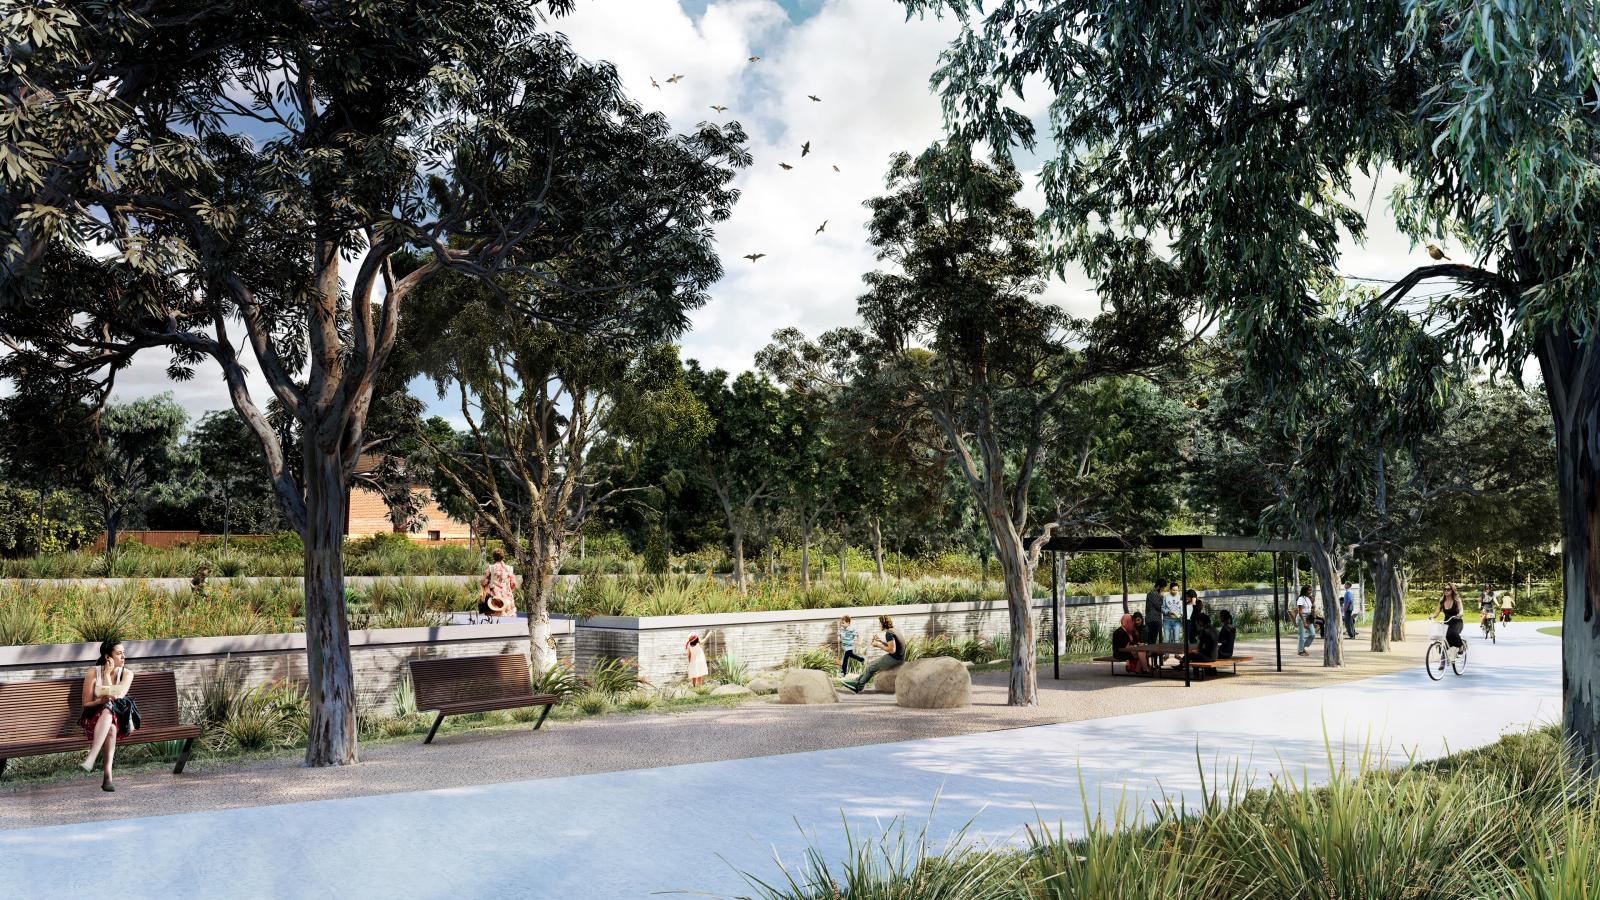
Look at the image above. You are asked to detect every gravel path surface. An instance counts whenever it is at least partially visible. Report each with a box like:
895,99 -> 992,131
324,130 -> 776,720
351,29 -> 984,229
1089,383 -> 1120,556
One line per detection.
1,631 -> 1420,830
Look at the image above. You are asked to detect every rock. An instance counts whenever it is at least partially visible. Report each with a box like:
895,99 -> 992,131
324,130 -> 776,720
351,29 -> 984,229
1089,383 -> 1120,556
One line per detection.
777,669 -> 839,704
895,657 -> 971,709
871,664 -> 901,693
710,683 -> 754,697
961,660 -> 974,668
746,676 -> 781,695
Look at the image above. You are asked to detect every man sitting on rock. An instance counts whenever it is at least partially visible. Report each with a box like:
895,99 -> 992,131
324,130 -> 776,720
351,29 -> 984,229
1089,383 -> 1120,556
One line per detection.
844,615 -> 904,694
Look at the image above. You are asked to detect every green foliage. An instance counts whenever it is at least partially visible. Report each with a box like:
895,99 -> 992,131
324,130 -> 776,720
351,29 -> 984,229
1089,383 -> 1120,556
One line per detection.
786,645 -> 839,672
712,653 -> 750,685
0,484 -> 97,557
0,592 -> 45,645
572,690 -> 612,715
584,658 -> 646,695
531,662 -> 580,702
218,680 -> 308,752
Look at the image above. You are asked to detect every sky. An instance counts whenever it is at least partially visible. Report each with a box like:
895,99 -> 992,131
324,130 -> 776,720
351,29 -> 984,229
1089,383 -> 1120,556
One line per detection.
101,0 -> 1446,424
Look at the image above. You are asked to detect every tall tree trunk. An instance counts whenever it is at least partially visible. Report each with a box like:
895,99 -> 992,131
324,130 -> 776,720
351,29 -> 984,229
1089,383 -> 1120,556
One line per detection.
1392,564 -> 1409,643
1306,541 -> 1346,667
838,540 -> 846,582
987,515 -> 1037,706
301,449 -> 358,767
870,516 -> 886,581
520,530 -> 560,674
732,528 -> 747,594
1541,324 -> 1600,773
800,519 -> 812,589
222,492 -> 232,553
1371,550 -> 1408,649
104,507 -> 120,556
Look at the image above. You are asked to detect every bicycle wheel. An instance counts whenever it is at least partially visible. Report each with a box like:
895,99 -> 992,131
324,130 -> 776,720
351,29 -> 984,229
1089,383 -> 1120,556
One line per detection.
1452,642 -> 1469,676
1425,641 -> 1446,681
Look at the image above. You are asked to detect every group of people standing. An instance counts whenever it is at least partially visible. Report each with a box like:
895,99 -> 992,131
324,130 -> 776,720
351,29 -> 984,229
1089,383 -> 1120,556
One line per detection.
1293,580 -> 1365,656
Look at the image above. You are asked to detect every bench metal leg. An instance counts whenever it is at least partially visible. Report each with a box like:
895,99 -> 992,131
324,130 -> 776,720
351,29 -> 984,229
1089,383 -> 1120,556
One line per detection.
424,711 -> 446,744
532,704 -> 552,730
0,757 -> 7,781
173,737 -> 195,774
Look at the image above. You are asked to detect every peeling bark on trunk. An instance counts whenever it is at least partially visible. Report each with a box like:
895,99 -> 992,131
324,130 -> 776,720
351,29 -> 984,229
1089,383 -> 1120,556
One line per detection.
1306,544 -> 1346,668
732,528 -> 748,594
519,535 -> 561,675
1370,551 -> 1407,650
301,449 -> 358,767
800,520 -> 812,589
990,518 -> 1038,706
870,516 -> 886,581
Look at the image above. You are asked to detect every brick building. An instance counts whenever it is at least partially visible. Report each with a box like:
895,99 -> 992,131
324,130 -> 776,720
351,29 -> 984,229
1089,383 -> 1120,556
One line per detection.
346,454 -> 471,542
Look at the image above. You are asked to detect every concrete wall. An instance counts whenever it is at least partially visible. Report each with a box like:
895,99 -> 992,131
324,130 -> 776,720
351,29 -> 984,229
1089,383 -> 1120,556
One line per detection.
571,587 -> 1290,686
0,620 -> 576,717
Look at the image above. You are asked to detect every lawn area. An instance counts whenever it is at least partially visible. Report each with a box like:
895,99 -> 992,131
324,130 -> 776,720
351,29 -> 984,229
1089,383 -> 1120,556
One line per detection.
735,725 -> 1595,899
1539,625 -> 1563,637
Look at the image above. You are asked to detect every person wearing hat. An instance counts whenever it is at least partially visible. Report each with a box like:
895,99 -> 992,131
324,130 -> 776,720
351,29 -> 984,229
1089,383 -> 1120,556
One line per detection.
685,632 -> 709,687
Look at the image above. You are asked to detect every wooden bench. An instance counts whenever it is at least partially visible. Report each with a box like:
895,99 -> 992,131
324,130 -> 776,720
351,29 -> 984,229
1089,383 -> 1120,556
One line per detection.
409,654 -> 558,744
1187,655 -> 1255,676
0,671 -> 200,780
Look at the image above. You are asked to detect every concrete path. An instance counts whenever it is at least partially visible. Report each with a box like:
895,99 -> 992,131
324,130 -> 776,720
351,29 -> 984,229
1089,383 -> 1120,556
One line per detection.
0,624 -> 1560,899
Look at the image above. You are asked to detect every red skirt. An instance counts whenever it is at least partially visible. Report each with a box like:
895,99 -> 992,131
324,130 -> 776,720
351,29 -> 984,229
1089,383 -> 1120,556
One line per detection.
80,705 -> 117,742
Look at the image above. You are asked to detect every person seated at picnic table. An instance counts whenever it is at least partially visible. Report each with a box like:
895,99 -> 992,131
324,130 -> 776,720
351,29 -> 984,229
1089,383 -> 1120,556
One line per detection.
1188,612 -> 1220,664
1216,609 -> 1237,659
1186,591 -> 1203,630
1112,613 -> 1154,675
844,615 -> 904,693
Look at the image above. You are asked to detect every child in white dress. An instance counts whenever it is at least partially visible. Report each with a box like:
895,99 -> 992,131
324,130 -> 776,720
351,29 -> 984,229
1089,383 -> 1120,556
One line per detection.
686,632 -> 708,686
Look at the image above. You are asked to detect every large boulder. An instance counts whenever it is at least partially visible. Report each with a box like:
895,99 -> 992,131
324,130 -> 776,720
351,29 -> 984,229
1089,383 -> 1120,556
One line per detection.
895,657 -> 971,709
871,664 -> 902,693
777,669 -> 839,704
710,684 -> 754,698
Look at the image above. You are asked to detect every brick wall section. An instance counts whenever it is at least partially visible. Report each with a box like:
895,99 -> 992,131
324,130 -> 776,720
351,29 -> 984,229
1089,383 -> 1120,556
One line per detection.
346,486 -> 472,540
0,623 -> 576,717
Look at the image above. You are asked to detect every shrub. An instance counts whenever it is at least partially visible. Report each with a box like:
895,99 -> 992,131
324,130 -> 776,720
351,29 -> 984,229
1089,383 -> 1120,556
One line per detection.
786,645 -> 838,672
531,661 -> 580,702
988,633 -> 1012,663
196,661 -> 246,728
956,637 -> 991,663
0,593 -> 44,645
712,653 -> 750,685
585,657 -> 645,695
571,690 -> 611,715
65,584 -> 141,643
220,680 -> 305,751
621,691 -> 657,711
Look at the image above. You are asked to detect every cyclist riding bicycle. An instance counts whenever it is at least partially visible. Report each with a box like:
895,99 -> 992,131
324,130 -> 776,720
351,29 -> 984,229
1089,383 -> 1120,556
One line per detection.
1432,584 -> 1466,662
1479,589 -> 1497,632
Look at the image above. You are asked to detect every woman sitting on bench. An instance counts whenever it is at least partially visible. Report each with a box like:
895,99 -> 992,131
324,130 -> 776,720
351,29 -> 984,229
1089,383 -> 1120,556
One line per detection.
81,639 -> 138,792
1113,614 -> 1154,675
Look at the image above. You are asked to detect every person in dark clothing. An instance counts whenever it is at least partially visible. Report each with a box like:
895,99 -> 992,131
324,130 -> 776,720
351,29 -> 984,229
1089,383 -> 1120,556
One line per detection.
1190,612 -> 1219,663
1112,613 -> 1154,674
845,615 -> 904,693
1433,584 -> 1466,661
1216,609 -> 1237,659
1143,583 -> 1164,644
1186,591 -> 1203,630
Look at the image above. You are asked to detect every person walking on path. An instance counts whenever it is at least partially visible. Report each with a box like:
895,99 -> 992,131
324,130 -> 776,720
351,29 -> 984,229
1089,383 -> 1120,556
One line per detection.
685,632 -> 709,687
80,639 -> 137,793
1143,582 -> 1164,644
1499,591 -> 1515,626
838,615 -> 864,675
1341,581 -> 1358,639
478,548 -> 518,622
1162,582 -> 1183,643
1295,586 -> 1315,656
844,616 -> 903,693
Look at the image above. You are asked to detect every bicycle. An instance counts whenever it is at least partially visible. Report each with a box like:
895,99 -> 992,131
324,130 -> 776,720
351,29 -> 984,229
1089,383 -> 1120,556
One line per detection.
1480,613 -> 1496,644
1426,619 -> 1468,680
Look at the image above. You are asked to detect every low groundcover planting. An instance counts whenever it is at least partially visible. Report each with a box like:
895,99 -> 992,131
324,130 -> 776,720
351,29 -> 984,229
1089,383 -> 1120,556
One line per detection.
732,726 -> 1593,900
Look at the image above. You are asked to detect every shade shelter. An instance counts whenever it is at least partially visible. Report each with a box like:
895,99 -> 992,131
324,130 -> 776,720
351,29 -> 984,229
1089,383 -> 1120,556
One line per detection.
1039,534 -> 1316,686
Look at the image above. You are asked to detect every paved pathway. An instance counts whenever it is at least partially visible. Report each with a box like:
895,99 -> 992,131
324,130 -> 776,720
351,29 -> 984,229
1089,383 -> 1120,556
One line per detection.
1,625 -> 1560,899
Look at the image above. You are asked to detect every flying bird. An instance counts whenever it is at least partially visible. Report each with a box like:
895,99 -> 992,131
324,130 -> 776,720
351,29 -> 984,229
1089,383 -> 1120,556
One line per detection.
748,56 -> 761,62
832,164 -> 840,172
815,220 -> 827,235
1426,243 -> 1450,261
807,94 -> 821,102
710,105 -> 728,113
801,141 -> 811,157
778,162 -> 794,170
667,74 -> 684,84
744,253 -> 766,262
650,77 -> 660,89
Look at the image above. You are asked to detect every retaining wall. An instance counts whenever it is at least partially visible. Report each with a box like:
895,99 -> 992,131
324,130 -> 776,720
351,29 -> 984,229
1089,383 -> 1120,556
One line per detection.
0,621 -> 575,716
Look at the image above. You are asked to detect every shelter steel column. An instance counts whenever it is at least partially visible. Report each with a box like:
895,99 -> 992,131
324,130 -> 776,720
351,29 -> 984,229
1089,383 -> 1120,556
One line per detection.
1181,548 -> 1190,688
1272,551 -> 1282,672
1051,551 -> 1061,680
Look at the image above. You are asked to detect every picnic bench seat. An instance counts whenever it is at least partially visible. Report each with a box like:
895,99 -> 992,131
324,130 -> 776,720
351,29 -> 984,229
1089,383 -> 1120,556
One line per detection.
0,671 -> 200,780
409,653 -> 558,744
1091,654 -> 1255,677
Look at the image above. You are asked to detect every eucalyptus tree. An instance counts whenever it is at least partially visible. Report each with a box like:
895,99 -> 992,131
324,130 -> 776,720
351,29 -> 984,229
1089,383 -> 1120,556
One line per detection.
404,276 -> 709,672
906,0 -> 1600,762
850,143 -> 1186,704
95,394 -> 188,554
0,2 -> 746,765
684,365 -> 799,594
